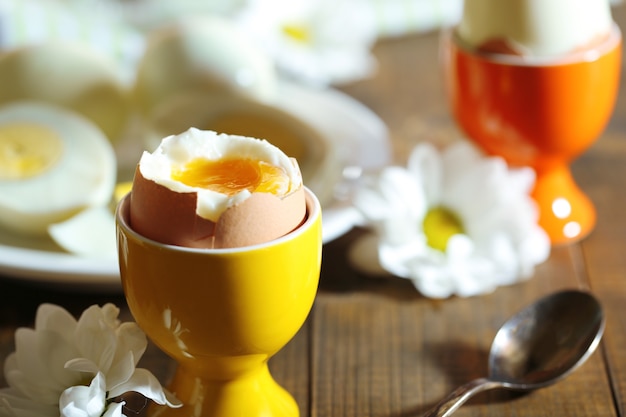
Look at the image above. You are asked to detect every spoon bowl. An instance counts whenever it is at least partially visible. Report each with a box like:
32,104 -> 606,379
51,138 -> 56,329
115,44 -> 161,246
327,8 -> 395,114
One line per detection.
423,290 -> 605,417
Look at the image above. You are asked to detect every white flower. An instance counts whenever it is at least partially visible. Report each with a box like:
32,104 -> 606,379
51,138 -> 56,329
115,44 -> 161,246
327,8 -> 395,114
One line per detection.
233,0 -> 378,86
0,303 -> 181,417
351,140 -> 550,298
59,373 -> 120,417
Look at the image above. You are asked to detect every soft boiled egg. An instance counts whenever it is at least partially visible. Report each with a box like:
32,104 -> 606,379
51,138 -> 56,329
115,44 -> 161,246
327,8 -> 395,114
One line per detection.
0,102 -> 116,235
130,128 -> 306,249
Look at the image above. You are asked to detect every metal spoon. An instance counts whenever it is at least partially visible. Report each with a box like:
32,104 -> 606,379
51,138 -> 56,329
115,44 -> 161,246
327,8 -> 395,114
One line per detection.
422,289 -> 605,417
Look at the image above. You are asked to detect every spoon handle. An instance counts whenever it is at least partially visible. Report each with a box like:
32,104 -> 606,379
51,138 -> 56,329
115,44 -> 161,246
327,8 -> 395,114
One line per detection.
421,377 -> 502,417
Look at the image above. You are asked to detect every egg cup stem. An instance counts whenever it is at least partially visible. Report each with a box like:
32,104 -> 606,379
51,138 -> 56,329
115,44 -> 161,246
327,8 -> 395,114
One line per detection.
116,189 -> 322,417
530,164 -> 596,245
148,362 -> 298,417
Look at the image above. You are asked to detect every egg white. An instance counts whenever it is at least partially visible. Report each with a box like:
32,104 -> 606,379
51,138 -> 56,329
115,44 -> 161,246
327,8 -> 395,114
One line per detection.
0,102 -> 116,235
48,206 -> 117,258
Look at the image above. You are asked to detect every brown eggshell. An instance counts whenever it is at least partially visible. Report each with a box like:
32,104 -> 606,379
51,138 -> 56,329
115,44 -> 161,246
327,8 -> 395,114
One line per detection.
129,165 -> 306,249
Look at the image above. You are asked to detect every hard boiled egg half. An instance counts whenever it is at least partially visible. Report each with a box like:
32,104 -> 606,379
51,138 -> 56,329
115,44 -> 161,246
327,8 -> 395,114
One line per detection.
130,128 -> 306,249
0,102 -> 116,236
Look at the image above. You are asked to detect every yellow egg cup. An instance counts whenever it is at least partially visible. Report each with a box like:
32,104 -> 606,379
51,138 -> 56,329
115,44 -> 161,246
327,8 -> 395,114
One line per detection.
116,188 -> 322,417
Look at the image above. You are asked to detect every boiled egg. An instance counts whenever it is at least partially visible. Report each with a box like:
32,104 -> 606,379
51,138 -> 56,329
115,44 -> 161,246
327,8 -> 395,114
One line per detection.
134,15 -> 277,118
0,102 -> 116,235
130,128 -> 306,249
0,42 -> 130,143
458,0 -> 613,56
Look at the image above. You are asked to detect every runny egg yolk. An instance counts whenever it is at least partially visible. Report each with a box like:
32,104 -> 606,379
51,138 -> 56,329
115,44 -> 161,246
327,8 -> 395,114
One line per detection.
171,157 -> 290,196
0,123 -> 63,180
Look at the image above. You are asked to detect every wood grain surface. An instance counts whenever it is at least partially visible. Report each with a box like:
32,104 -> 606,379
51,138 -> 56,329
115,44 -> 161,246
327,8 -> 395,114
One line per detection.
2,5 -> 626,417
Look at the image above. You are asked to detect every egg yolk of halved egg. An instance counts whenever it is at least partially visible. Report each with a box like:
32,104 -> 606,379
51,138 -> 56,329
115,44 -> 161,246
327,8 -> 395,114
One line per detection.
0,123 -> 64,180
171,157 -> 290,196
0,102 -> 116,236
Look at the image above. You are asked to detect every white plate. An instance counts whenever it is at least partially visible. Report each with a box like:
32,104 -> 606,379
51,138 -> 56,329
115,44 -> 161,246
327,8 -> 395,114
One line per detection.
0,84 -> 391,291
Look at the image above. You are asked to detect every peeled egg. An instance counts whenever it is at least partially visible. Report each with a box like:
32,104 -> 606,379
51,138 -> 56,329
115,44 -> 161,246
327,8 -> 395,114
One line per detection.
130,128 -> 306,249
134,15 -> 277,118
0,43 -> 130,143
0,102 -> 117,235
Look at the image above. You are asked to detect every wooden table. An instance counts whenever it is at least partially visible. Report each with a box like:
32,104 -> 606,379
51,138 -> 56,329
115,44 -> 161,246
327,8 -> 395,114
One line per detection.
2,7 -> 626,417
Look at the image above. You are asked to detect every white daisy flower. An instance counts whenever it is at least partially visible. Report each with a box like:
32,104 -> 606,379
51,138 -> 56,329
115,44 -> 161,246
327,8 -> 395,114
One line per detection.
233,0 -> 378,86
350,140 -> 550,298
0,303 -> 181,417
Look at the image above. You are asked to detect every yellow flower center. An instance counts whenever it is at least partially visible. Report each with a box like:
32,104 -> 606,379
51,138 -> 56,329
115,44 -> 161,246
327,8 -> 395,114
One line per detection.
282,23 -> 310,43
422,206 -> 464,252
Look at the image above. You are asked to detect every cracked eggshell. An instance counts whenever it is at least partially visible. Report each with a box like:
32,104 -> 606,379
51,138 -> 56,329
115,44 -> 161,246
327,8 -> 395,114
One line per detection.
129,130 -> 306,249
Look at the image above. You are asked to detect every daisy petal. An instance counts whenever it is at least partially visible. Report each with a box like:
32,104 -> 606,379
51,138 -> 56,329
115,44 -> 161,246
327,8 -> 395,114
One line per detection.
407,142 -> 442,204
115,323 -> 148,366
59,373 -> 106,417
0,388 -> 58,417
108,369 -> 181,408
102,402 -> 124,417
35,305 -> 77,340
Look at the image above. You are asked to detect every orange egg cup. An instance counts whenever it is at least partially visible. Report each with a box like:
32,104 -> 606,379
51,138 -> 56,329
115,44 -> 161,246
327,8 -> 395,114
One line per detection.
443,26 -> 622,245
116,188 -> 322,417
